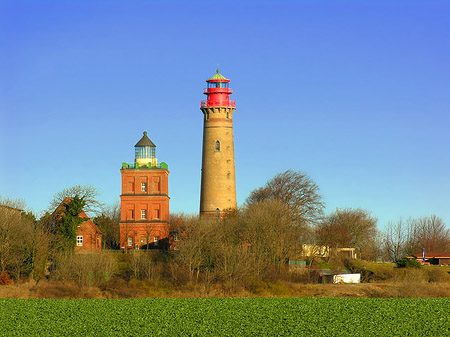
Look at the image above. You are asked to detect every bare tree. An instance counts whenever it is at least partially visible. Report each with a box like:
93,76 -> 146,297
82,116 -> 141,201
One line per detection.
383,219 -> 408,261
48,185 -> 103,215
316,220 -> 352,249
405,215 -> 450,254
318,208 -> 378,260
94,203 -> 120,249
0,199 -> 50,281
0,197 -> 26,210
242,199 -> 302,276
246,170 -> 324,228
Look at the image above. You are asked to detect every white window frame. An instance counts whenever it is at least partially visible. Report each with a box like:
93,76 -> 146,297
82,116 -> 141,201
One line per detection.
76,235 -> 83,247
141,182 -> 147,192
141,209 -> 146,219
128,237 -> 133,247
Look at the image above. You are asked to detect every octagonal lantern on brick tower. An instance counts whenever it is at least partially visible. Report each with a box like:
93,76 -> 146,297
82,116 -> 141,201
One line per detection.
120,131 -> 169,249
134,131 -> 157,167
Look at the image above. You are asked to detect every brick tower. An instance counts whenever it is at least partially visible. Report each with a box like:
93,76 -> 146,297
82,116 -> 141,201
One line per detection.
120,132 -> 169,249
200,70 -> 237,217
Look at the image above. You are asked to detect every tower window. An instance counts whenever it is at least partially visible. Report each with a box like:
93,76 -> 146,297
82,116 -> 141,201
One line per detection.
215,141 -> 220,152
141,210 -> 146,219
152,177 -> 161,192
153,209 -> 160,219
141,182 -> 147,192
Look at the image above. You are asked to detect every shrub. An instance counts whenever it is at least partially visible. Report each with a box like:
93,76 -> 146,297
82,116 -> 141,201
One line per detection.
395,258 -> 422,268
426,268 -> 450,283
51,252 -> 117,287
0,271 -> 13,285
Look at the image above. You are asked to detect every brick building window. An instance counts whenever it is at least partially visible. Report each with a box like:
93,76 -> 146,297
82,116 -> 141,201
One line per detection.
141,210 -> 146,219
154,237 -> 159,246
128,237 -> 133,247
76,236 -> 83,247
152,177 -> 160,193
127,209 -> 134,220
141,182 -> 147,192
153,209 -> 160,219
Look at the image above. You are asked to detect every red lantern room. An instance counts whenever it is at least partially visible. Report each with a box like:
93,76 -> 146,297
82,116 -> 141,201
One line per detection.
201,69 -> 236,108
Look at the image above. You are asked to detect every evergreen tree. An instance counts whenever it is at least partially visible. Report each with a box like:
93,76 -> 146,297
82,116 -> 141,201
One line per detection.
59,195 -> 86,251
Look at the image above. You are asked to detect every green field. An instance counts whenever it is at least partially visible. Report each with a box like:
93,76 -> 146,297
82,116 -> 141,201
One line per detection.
1,298 -> 450,336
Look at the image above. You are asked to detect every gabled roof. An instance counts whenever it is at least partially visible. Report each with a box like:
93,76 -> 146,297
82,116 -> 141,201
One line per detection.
78,210 -> 102,235
135,131 -> 156,147
54,197 -> 102,236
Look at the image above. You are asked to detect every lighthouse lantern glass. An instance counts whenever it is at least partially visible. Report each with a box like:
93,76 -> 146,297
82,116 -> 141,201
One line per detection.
208,82 -> 228,89
135,146 -> 155,159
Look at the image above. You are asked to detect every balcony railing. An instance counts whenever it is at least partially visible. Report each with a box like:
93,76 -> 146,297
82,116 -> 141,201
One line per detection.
121,162 -> 168,170
203,88 -> 233,94
201,100 -> 236,108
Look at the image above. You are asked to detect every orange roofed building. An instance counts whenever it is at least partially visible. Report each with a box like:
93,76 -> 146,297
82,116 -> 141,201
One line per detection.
54,198 -> 102,251
75,211 -> 102,251
120,132 -> 170,249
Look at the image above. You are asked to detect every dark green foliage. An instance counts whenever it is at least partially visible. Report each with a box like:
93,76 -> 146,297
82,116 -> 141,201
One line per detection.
93,215 -> 120,250
58,195 -> 86,251
1,298 -> 450,336
395,257 -> 422,268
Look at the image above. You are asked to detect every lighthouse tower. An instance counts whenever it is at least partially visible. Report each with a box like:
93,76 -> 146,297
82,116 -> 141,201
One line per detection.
200,70 -> 237,217
120,132 -> 169,249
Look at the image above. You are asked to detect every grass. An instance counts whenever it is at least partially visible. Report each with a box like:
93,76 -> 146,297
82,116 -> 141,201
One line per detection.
1,297 -> 450,336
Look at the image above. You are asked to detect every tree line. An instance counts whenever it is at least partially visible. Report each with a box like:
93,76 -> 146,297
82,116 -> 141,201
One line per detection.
1,171 -> 449,287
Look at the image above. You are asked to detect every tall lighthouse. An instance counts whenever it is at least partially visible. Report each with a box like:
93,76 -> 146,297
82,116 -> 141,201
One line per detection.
200,70 -> 237,217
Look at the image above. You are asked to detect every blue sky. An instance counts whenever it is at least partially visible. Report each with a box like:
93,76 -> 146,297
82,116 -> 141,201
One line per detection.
1,1 -> 449,229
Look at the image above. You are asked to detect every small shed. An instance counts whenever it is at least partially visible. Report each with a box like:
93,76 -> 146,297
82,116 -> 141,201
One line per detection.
333,273 -> 361,284
319,270 -> 361,284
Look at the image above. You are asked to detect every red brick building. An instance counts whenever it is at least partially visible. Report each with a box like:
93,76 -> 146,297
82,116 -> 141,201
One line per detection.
120,132 -> 169,249
75,211 -> 102,251
409,252 -> 450,266
54,198 -> 102,251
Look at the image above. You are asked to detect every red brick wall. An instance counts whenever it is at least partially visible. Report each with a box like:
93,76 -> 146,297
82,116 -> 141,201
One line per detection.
120,168 -> 169,249
75,219 -> 102,251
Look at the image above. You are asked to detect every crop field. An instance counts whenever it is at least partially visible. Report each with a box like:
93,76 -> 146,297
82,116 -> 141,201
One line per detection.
1,297 -> 450,336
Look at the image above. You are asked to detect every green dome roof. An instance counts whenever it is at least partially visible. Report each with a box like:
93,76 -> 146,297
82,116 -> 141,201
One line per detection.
209,69 -> 228,81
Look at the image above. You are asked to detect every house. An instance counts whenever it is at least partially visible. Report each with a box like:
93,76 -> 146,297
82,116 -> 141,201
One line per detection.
75,210 -> 102,251
409,252 -> 450,266
54,198 -> 103,251
301,244 -> 358,259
